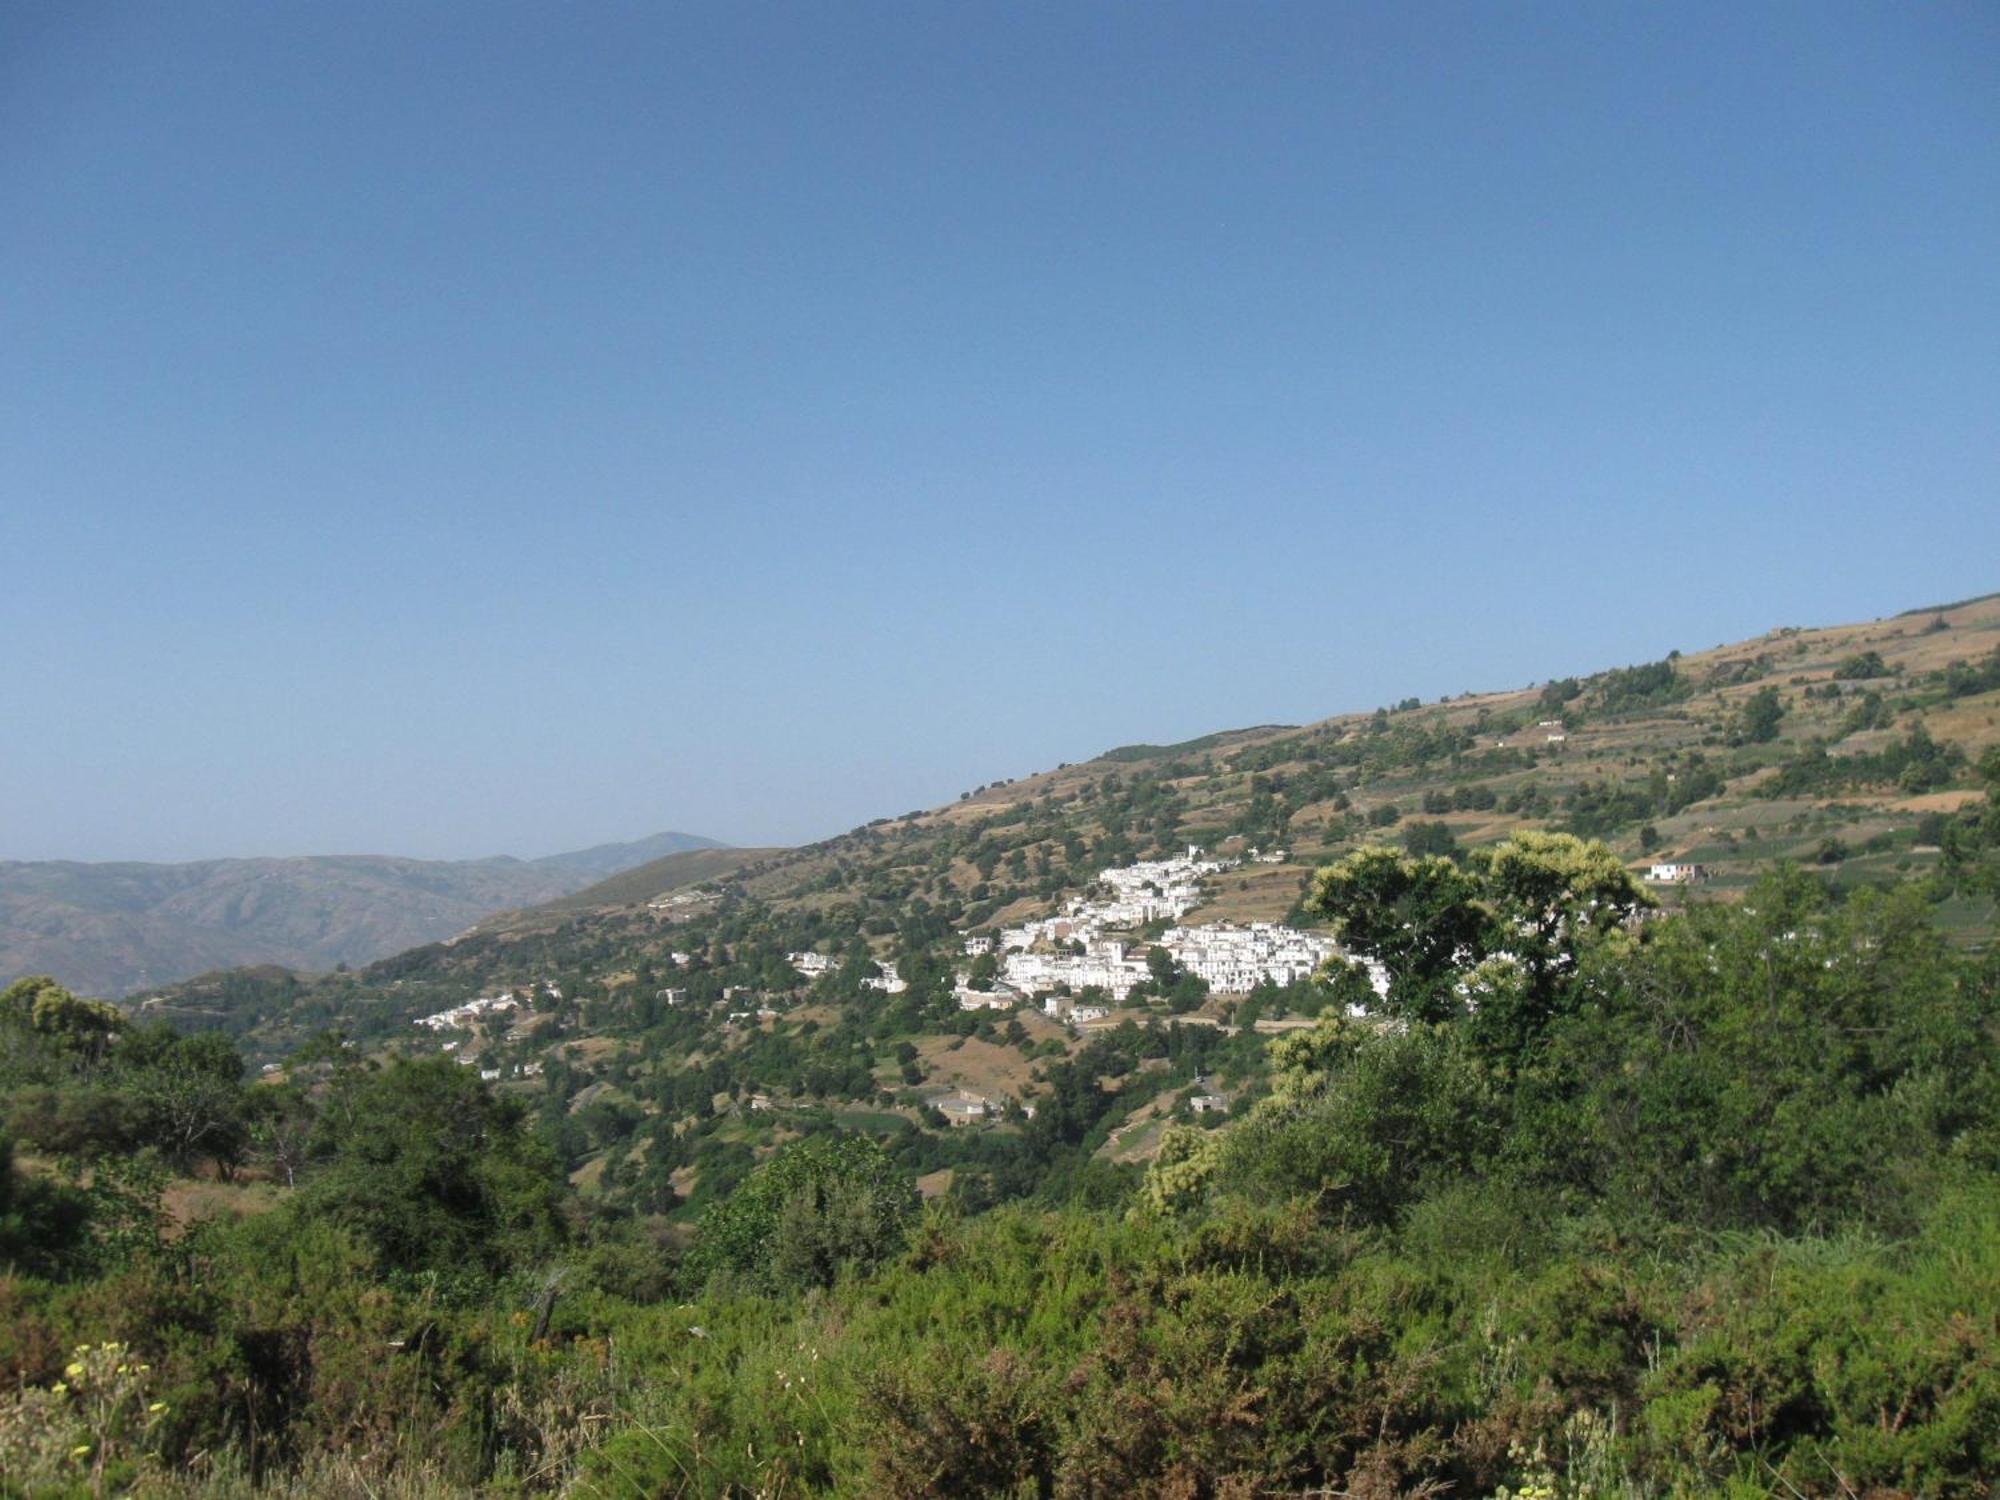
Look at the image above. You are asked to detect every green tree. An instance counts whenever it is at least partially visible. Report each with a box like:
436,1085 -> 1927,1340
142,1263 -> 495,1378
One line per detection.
1306,847 -> 1484,1021
1474,830 -> 1650,1033
0,976 -> 125,1078
1400,820 -> 1461,860
1561,871 -> 1997,1230
1308,834 -> 1647,1048
116,1026 -> 249,1175
0,1130 -> 93,1277
296,1058 -> 567,1277
1735,685 -> 1785,744
1833,649 -> 1891,679
684,1133 -> 917,1292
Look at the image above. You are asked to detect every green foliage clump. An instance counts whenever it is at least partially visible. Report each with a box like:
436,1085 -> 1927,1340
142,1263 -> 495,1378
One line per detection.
1308,831 -> 1649,1050
1730,683 -> 1786,744
1938,643 -> 2000,700
1833,648 -> 1893,679
1593,657 -> 1689,716
294,1056 -> 568,1278
1763,722 -> 1966,798
683,1134 -> 917,1294
6,728 -> 2000,1496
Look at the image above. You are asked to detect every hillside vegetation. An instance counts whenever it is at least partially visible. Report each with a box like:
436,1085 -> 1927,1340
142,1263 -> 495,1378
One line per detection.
524,590 -> 2000,942
4,594 -> 2000,1495
111,596 -> 2000,1223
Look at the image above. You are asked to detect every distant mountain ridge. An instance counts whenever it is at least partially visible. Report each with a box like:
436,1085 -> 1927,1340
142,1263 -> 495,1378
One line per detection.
0,831 -> 725,997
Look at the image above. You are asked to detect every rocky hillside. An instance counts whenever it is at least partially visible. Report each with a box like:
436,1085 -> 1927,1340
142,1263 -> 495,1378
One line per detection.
0,831 -> 724,997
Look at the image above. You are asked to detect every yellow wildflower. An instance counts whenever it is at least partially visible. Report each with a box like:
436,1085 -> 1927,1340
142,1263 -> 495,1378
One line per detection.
64,1362 -> 85,1379
50,1381 -> 68,1395
149,1401 -> 169,1414
71,1444 -> 92,1457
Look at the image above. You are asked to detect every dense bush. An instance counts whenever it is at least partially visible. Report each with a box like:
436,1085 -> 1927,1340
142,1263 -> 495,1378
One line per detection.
2,852 -> 1997,1496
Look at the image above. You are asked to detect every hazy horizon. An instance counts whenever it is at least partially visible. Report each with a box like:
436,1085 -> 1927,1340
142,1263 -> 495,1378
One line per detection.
3,581 -> 1988,866
0,829 -> 731,870
6,4 -> 1996,864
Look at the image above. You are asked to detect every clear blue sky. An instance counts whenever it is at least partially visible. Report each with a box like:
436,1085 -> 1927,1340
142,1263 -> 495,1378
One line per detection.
3,3 -> 1995,862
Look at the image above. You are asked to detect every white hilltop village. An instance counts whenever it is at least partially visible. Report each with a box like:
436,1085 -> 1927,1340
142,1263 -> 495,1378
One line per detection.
964,846 -> 1386,1020
406,849 -> 1387,1080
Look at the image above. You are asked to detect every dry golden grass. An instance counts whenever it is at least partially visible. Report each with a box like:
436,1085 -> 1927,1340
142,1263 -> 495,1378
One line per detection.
1102,1098 -> 1176,1164
914,1167 -> 955,1199
1896,789 -> 1990,813
914,1034 -> 1039,1100
161,1176 -> 282,1232
1189,863 -> 1312,924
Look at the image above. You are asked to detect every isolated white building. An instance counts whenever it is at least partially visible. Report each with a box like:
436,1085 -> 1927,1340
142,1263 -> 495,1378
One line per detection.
931,1092 -> 990,1126
1646,862 -> 1706,884
956,985 -> 1018,1011
861,961 -> 908,995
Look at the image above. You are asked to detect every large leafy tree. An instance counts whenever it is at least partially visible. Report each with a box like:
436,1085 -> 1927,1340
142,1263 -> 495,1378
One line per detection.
1171,860 -> 1998,1236
0,1129 -> 93,1277
1306,833 -> 1648,1037
1469,831 -> 1651,1057
296,1057 -> 568,1277
0,975 -> 126,1079
115,1024 -> 249,1174
1554,870 -> 2000,1231
684,1133 -> 917,1293
1940,746 -> 2000,901
1305,847 -> 1484,1021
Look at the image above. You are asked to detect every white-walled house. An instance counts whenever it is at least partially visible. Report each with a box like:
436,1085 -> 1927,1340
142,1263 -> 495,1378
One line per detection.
930,1092 -> 990,1126
1646,862 -> 1707,884
861,961 -> 908,994
957,985 -> 1018,1011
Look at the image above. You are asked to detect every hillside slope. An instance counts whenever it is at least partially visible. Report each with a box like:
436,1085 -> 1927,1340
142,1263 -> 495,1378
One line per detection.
528,589 -> 2000,939
21,596 -> 2000,1500
530,846 -> 793,914
153,590 -> 2000,1080
0,832 -> 724,996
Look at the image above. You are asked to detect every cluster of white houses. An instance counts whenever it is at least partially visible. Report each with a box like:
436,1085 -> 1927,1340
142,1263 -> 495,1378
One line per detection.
1159,921 -> 1340,994
990,923 -> 1353,1007
964,848 -> 1354,1008
414,982 -> 561,1033
997,848 -> 1234,948
1000,941 -> 1153,1002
